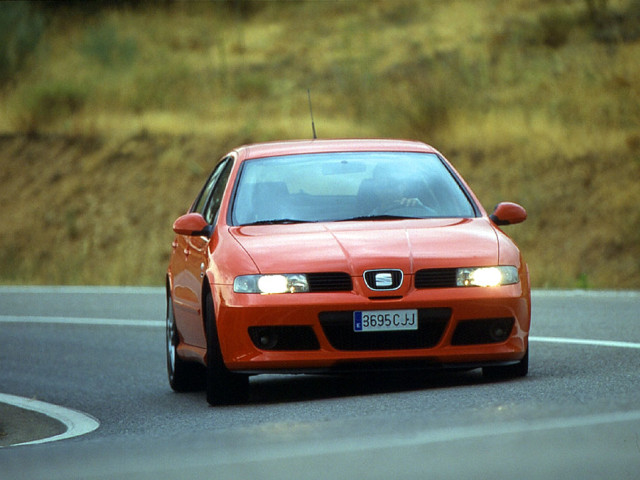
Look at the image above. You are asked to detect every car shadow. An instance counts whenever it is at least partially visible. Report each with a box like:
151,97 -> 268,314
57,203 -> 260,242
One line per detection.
246,369 -> 493,405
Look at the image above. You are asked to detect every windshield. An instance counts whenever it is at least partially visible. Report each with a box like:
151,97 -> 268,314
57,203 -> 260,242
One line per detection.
230,152 -> 477,225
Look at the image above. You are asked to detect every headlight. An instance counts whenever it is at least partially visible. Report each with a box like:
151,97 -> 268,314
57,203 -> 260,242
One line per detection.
234,274 -> 310,294
456,266 -> 519,287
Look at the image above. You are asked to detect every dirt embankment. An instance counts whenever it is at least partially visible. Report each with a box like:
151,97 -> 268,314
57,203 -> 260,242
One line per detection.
1,132 -> 639,289
0,133 -> 225,285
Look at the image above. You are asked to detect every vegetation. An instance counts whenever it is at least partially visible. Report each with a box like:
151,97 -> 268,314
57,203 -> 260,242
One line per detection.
0,0 -> 639,288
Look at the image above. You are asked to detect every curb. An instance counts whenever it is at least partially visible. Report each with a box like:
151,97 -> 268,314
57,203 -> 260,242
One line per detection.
0,394 -> 99,447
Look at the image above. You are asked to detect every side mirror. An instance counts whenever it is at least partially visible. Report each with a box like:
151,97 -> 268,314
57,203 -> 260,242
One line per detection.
173,213 -> 212,236
490,202 -> 527,226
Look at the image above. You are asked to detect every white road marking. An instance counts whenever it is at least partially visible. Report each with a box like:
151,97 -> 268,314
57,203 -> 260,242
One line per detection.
0,286 -> 162,295
531,336 -> 640,349
2,316 -> 640,348
532,289 -> 640,299
0,393 -> 100,447
0,315 -> 163,327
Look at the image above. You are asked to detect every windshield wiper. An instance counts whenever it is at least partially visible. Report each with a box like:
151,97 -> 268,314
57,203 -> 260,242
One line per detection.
243,218 -> 311,226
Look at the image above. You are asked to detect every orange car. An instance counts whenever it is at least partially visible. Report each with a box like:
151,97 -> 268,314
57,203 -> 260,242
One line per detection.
166,139 -> 530,405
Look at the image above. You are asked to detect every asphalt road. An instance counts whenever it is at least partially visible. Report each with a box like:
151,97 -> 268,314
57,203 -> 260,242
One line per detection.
0,286 -> 639,479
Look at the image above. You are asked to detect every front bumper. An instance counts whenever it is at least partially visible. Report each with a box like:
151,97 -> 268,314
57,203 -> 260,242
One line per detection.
215,282 -> 530,373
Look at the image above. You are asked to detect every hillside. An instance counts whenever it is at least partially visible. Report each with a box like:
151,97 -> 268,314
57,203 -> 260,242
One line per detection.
1,0 -> 639,288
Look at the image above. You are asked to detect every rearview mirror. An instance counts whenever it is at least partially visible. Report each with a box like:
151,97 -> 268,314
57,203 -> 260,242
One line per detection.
490,202 -> 527,226
321,160 -> 366,175
173,213 -> 212,236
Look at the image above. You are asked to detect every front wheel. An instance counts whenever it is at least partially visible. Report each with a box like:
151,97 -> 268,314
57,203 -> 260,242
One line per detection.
482,348 -> 529,379
166,293 -> 204,392
204,291 -> 250,406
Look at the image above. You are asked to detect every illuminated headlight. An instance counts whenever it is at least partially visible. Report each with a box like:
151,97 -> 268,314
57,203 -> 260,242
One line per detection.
233,274 -> 310,294
456,266 -> 519,287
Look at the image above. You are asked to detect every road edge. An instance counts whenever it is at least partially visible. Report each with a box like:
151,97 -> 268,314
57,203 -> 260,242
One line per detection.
0,393 -> 99,447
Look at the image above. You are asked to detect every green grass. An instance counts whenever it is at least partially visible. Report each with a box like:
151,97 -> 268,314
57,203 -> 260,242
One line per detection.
0,0 -> 639,288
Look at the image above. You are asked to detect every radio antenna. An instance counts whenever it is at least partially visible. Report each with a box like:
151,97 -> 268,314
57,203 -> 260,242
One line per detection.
307,88 -> 317,139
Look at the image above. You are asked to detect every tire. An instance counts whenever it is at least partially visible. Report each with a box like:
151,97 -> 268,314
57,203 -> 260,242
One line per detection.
204,291 -> 250,406
166,293 -> 204,392
482,348 -> 529,379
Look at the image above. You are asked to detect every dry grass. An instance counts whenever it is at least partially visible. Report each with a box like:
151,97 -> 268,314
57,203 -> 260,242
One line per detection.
0,0 -> 639,288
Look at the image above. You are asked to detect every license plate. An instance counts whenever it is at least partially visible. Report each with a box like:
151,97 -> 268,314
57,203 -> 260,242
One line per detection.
353,309 -> 418,332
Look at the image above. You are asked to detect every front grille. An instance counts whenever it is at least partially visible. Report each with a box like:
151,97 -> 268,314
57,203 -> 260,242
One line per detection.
415,268 -> 457,288
307,272 -> 353,292
319,308 -> 451,351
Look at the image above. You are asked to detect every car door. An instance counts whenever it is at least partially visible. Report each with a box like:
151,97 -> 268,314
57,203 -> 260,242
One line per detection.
172,157 -> 234,347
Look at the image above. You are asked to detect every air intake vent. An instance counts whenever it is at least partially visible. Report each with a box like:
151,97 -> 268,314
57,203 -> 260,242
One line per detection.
307,272 -> 353,292
415,269 -> 457,288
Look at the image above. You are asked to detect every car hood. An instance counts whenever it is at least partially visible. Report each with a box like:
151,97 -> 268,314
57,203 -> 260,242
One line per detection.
228,218 -> 499,275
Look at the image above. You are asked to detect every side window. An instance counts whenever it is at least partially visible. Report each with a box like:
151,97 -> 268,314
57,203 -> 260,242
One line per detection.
202,158 -> 233,224
191,160 -> 227,214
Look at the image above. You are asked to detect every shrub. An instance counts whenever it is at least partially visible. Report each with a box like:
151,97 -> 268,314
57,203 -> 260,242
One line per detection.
589,0 -> 640,43
0,2 -> 45,84
79,21 -> 137,67
584,0 -> 610,26
495,8 -> 576,50
538,9 -> 574,48
14,81 -> 88,132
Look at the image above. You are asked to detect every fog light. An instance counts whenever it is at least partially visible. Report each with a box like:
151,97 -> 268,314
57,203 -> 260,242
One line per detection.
451,317 -> 515,345
257,330 -> 278,350
248,326 -> 321,351
489,323 -> 509,342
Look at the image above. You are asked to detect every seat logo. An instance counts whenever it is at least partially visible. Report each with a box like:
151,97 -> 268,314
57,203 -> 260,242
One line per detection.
375,272 -> 393,288
364,269 -> 403,291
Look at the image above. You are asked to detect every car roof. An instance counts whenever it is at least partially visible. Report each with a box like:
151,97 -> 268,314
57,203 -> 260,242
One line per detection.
232,139 -> 440,161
